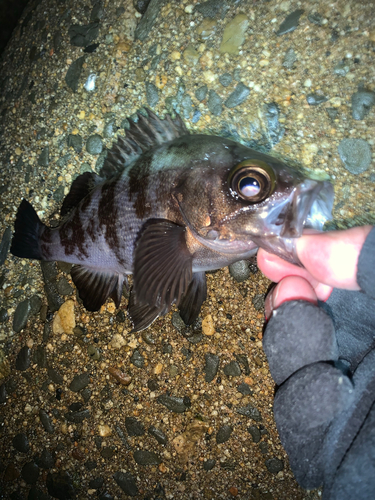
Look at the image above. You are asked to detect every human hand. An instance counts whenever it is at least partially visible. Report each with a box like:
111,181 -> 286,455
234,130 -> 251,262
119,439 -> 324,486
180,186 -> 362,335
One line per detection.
257,225 -> 373,319
258,226 -> 375,497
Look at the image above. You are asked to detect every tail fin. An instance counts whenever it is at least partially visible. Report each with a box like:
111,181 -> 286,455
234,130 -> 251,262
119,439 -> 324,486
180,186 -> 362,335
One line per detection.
10,199 -> 45,260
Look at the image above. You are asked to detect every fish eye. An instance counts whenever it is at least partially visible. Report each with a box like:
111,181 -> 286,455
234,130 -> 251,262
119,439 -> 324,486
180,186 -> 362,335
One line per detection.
228,160 -> 276,203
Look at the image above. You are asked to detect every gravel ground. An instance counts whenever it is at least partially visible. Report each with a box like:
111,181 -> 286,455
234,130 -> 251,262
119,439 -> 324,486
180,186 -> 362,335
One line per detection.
0,0 -> 374,499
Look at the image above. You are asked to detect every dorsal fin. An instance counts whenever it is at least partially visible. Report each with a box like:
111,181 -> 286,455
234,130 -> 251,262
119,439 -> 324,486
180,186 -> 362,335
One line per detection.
60,172 -> 102,218
100,108 -> 189,179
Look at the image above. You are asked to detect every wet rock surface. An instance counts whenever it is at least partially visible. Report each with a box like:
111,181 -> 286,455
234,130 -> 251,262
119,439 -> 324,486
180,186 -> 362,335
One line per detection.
0,0 -> 374,499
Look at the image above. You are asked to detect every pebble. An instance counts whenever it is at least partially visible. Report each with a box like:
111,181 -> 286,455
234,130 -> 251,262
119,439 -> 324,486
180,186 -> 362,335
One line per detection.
219,73 -> 232,87
0,307 -> 8,323
195,85 -> 207,102
113,471 -> 138,496
216,425 -> 233,444
21,461 -> 39,484
65,409 -> 90,423
145,81 -> 159,107
283,48 -> 297,69
326,107 -> 338,120
196,18 -> 217,41
202,314 -> 215,336
264,102 -> 284,145
133,0 -> 151,15
183,44 -> 199,65
204,353 -> 220,382
57,277 -> 74,296
333,60 -> 350,76
53,300 -> 76,334
236,404 -> 262,421
259,441 -> 268,454
48,366 -> 63,384
68,23 -> 99,47
265,457 -> 284,474
181,93 -> 193,119
98,425 -> 112,437
0,226 -> 12,265
247,425 -> 261,443
208,90 -> 223,116
39,448 -> 55,469
67,134 -> 83,153
39,409 -> 55,434
37,147 -> 49,167
203,458 -> 216,471
87,344 -> 101,361
237,382 -> 252,396
13,298 -> 31,333
192,109 -> 201,123
101,447 -> 115,458
220,13 -> 249,55
235,354 -> 250,375
103,119 -> 117,138
308,12 -> 324,26
110,333 -> 126,349
41,262 -> 64,312
252,293 -> 265,311
69,372 -> 90,392
157,394 -> 187,413
225,83 -> 250,108
351,89 -> 375,120
125,416 -> 145,436
133,450 -> 161,466
229,260 -> 250,282
338,138 -> 372,174
29,294 -> 42,316
130,349 -> 145,368
276,9 -> 304,36
147,378 -> 159,391
12,433 -> 30,453
306,93 -> 328,106
65,56 -> 85,92
108,367 -> 131,385
148,425 -> 168,445
89,477 -> 104,489
223,360 -> 241,377
15,345 -> 31,371
86,134 -> 103,155
195,0 -> 222,18
47,471 -> 76,499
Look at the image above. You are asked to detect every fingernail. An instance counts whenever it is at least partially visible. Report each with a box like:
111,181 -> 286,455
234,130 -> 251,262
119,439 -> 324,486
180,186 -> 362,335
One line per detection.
264,287 -> 275,321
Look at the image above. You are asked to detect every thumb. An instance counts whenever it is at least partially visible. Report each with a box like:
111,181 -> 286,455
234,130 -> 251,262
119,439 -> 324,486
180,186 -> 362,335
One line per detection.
296,225 -> 372,290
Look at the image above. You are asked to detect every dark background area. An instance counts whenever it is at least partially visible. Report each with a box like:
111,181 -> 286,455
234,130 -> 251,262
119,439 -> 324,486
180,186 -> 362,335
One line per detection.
0,0 -> 30,55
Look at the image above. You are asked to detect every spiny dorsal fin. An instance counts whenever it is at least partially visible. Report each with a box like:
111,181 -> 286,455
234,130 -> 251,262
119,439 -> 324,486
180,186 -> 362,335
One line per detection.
60,172 -> 103,218
100,108 -> 189,179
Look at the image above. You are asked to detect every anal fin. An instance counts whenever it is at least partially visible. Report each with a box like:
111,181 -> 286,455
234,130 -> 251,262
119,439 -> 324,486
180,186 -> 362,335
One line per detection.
178,272 -> 207,325
71,265 -> 125,311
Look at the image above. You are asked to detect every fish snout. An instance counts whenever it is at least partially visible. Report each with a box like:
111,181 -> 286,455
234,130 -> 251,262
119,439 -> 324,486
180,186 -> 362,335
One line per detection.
281,179 -> 334,238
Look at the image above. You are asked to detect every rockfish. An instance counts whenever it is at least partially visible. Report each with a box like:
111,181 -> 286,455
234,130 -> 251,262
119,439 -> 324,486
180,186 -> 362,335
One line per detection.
10,109 -> 333,331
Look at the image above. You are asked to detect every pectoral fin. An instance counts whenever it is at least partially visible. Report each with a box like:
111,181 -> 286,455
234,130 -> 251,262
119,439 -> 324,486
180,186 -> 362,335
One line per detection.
133,219 -> 193,313
128,289 -> 167,332
71,265 -> 125,311
178,272 -> 207,326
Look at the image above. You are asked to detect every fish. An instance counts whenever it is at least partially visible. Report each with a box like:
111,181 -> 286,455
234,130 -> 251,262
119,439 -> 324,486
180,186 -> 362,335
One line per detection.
10,109 -> 334,331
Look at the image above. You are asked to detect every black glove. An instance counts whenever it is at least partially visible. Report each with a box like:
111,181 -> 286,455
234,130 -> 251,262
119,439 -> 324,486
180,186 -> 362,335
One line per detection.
263,227 -> 375,499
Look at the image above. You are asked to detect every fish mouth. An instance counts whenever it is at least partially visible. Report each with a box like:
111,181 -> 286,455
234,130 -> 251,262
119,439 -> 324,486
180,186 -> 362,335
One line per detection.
281,179 -> 334,237
254,179 -> 334,265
